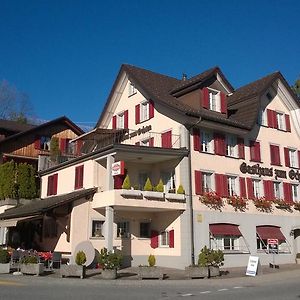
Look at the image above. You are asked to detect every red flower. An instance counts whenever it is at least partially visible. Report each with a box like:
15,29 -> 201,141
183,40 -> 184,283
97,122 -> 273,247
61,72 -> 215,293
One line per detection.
200,192 -> 224,211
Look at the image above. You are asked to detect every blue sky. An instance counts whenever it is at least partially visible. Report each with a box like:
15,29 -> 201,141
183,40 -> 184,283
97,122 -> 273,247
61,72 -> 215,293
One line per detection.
0,0 -> 299,128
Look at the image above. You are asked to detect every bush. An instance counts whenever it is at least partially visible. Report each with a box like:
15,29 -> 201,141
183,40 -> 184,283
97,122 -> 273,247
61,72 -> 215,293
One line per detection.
121,175 -> 131,190
156,179 -> 164,193
20,255 -> 38,264
0,248 -> 10,263
198,246 -> 210,267
144,178 -> 153,191
75,251 -> 86,266
197,246 -> 224,267
177,184 -> 185,194
98,247 -> 122,270
16,163 -> 37,199
148,254 -> 156,267
50,137 -> 60,162
0,161 -> 17,199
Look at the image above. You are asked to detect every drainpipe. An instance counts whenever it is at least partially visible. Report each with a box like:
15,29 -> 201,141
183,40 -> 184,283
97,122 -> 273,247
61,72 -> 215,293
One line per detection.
187,117 -> 202,265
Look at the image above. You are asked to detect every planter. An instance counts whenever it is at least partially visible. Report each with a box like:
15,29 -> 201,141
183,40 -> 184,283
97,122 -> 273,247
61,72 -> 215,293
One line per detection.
60,264 -> 86,279
143,191 -> 164,200
101,268 -> 117,279
0,263 -> 10,274
209,266 -> 220,277
165,193 -> 186,202
185,266 -> 209,279
20,263 -> 44,276
137,266 -> 164,280
120,189 -> 143,198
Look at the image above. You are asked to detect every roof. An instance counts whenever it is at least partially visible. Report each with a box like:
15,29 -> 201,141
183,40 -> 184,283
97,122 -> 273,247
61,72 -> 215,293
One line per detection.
0,188 -> 97,219
0,119 -> 36,135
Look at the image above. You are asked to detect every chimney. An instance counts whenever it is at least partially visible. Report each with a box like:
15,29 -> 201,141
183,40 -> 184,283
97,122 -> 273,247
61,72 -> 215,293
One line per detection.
182,73 -> 187,81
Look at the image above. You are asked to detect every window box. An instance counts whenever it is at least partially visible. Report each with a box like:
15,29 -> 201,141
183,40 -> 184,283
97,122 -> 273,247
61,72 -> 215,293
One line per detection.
60,264 -> 86,279
165,193 -> 186,202
120,189 -> 143,198
143,191 -> 164,200
185,266 -> 209,279
21,263 -> 44,276
138,266 -> 164,280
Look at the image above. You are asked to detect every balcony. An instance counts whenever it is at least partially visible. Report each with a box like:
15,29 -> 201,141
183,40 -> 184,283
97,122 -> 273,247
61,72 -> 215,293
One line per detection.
92,189 -> 186,212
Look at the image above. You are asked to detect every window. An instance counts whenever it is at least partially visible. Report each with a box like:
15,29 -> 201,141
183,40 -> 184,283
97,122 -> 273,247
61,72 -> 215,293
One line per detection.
270,144 -> 281,166
276,112 -> 285,130
91,220 -> 104,237
74,165 -> 84,190
202,172 -> 213,193
227,176 -> 238,196
253,179 -> 262,198
117,221 -> 130,238
117,112 -> 125,129
159,231 -> 169,247
140,222 -> 151,238
292,184 -> 299,202
128,82 -> 136,96
161,171 -> 176,193
201,131 -> 214,153
40,136 -> 51,150
140,101 -> 149,122
249,141 -> 261,162
47,174 -> 58,196
273,181 -> 282,199
226,135 -> 237,157
209,89 -> 220,112
259,109 -> 267,126
213,236 -> 239,251
289,149 -> 297,168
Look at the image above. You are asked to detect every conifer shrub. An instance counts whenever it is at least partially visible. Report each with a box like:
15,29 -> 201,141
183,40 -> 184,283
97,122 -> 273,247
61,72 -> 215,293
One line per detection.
177,184 -> 185,194
121,174 -> 131,190
50,137 -> 60,162
75,251 -> 86,266
17,163 -> 37,199
156,179 -> 164,192
0,248 -> 10,263
148,254 -> 156,267
0,161 -> 17,199
144,178 -> 153,191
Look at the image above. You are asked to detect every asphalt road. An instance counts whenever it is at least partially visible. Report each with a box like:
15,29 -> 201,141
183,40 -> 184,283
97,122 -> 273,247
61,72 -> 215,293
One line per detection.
0,269 -> 300,300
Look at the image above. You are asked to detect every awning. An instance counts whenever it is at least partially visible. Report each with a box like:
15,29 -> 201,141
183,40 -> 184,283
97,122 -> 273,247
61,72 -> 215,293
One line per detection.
209,224 -> 242,236
0,216 -> 41,228
256,226 -> 286,241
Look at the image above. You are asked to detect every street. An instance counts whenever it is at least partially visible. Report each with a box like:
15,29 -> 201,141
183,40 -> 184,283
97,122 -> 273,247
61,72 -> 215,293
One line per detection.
0,268 -> 300,300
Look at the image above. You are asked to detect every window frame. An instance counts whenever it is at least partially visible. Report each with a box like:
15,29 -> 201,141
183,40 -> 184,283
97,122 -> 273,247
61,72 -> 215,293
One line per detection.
276,112 -> 286,131
159,231 -> 169,247
117,111 -> 125,129
292,184 -> 299,202
140,100 -> 150,122
273,181 -> 282,199
128,82 -> 137,97
91,220 -> 104,238
208,88 -> 220,112
201,131 -> 214,153
202,171 -> 213,193
289,148 -> 297,168
117,221 -> 130,238
227,175 -> 238,196
252,178 -> 262,198
139,222 -> 151,238
226,135 -> 237,157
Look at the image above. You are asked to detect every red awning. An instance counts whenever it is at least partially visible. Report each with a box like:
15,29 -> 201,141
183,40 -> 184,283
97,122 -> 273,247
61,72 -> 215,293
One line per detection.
256,226 -> 286,241
209,224 -> 242,236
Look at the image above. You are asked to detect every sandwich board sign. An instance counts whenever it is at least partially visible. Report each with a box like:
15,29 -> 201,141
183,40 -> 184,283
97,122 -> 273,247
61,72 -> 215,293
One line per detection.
246,256 -> 259,276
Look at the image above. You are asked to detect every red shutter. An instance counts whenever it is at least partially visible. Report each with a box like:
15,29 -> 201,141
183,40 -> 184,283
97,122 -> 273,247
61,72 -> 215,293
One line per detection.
75,165 -> 84,189
273,111 -> 278,129
124,110 -> 129,129
267,109 -> 274,128
239,177 -> 246,198
214,133 -> 225,156
285,114 -> 291,132
149,137 -> 154,147
149,100 -> 154,119
75,140 -> 83,156
250,141 -> 261,162
237,138 -> 245,159
215,173 -> 223,196
256,142 -> 261,162
53,174 -> 58,195
202,87 -> 209,109
60,138 -> 67,154
195,170 -> 203,195
263,180 -> 274,201
34,138 -> 41,150
161,130 -> 172,148
150,230 -> 159,249
75,167 -> 79,189
114,175 -> 124,189
223,175 -> 228,197
270,145 -> 280,165
283,182 -> 292,203
135,104 -> 140,124
298,150 -> 300,169
220,92 -> 227,114
112,115 -> 117,129
193,128 -> 200,151
246,178 -> 254,199
284,147 -> 290,167
47,176 -> 52,196
169,229 -> 174,248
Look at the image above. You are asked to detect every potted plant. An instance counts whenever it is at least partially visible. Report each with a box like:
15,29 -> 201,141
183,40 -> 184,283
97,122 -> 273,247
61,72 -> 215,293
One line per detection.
143,178 -> 164,200
98,247 -> 122,279
60,250 -> 86,279
296,253 -> 300,264
227,195 -> 248,212
200,192 -> 224,211
274,198 -> 292,211
166,184 -> 186,202
138,254 -> 164,280
0,248 -> 10,274
20,255 -> 44,276
185,246 -> 210,278
120,174 -> 142,198
209,248 -> 224,277
253,197 -> 273,212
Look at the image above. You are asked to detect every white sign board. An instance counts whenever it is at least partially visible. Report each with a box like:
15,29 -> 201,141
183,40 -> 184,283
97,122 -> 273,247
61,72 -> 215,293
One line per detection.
111,161 -> 125,176
246,256 -> 259,276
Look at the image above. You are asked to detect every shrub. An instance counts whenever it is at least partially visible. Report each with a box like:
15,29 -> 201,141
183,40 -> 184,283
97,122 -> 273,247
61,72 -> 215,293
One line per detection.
148,254 -> 156,267
50,137 -> 61,162
16,163 -> 37,199
121,174 -> 131,190
0,161 -> 17,199
98,247 -> 122,270
0,248 -> 10,263
198,246 -> 210,267
197,246 -> 224,267
144,178 -> 153,191
75,251 -> 86,266
210,249 -> 224,267
20,255 -> 38,264
156,179 -> 164,193
177,184 -> 185,194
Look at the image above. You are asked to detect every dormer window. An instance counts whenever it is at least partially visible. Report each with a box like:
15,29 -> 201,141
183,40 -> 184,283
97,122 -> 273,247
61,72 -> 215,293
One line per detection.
202,87 -> 227,114
209,89 -> 220,111
128,82 -> 136,97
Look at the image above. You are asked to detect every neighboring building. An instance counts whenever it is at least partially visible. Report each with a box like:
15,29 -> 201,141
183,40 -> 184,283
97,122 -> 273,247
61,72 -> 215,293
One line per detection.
1,65 -> 300,269
0,119 -> 36,141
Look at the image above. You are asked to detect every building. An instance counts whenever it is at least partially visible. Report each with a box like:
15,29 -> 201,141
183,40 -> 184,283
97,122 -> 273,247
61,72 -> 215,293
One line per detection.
1,65 -> 300,269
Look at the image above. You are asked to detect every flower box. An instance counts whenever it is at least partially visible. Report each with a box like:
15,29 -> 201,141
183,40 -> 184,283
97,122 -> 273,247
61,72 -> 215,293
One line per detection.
165,193 -> 186,202
252,197 -> 273,212
227,195 -> 247,212
200,192 -> 224,211
60,264 -> 86,279
143,191 -> 164,200
101,268 -> 117,279
185,266 -> 209,279
209,266 -> 220,277
20,263 -> 44,276
120,189 -> 143,198
137,266 -> 164,280
0,263 -> 10,274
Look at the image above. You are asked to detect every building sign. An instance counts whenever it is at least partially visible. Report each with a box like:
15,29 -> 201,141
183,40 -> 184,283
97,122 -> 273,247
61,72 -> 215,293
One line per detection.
122,125 -> 152,141
246,256 -> 259,277
112,161 -> 125,176
267,238 -> 279,254
240,162 -> 298,181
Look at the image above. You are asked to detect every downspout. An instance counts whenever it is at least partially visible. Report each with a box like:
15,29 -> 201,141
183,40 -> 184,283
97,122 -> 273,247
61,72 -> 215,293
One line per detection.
187,117 -> 202,265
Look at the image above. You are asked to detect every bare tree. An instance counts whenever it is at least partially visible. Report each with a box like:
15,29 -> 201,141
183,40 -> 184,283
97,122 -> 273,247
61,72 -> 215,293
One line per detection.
0,80 -> 34,123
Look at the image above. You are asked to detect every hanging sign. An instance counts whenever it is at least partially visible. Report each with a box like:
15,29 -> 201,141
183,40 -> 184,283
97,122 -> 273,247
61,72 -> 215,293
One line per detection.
246,256 -> 259,276
267,239 -> 279,254
112,161 -> 125,176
